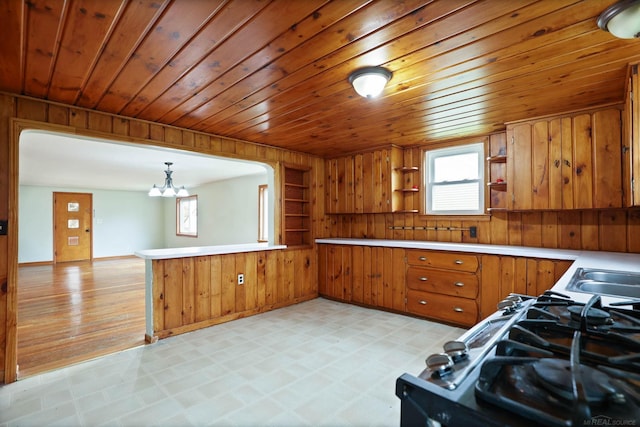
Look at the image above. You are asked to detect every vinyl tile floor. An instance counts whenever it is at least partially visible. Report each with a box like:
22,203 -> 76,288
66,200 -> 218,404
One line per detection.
0,298 -> 466,427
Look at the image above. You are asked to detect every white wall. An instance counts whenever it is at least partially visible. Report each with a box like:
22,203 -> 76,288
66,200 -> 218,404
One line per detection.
18,171 -> 271,262
18,186 -> 165,263
163,172 -> 268,248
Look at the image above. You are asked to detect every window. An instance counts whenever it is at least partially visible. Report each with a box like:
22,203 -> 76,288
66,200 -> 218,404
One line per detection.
424,142 -> 485,215
258,184 -> 268,242
177,195 -> 198,237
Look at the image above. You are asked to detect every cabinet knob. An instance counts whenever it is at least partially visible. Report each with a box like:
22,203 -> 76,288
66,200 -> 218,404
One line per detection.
454,282 -> 464,287
419,256 -> 427,261
453,307 -> 464,312
454,260 -> 463,265
419,300 -> 427,305
419,277 -> 428,281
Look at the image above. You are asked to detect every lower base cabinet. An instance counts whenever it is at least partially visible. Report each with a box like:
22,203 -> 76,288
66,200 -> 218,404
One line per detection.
318,244 -> 574,328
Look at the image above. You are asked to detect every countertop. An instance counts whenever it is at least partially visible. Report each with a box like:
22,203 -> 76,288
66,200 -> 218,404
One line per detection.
135,242 -> 287,260
316,238 -> 640,306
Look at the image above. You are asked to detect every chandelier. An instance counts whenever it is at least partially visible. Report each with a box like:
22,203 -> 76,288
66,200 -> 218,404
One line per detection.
148,162 -> 188,197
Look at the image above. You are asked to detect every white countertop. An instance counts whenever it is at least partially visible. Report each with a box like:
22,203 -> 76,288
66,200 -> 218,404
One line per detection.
316,238 -> 640,306
135,243 -> 287,260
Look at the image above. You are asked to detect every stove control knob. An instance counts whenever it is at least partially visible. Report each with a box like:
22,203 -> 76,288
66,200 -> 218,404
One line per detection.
497,299 -> 518,313
443,340 -> 469,362
426,353 -> 454,377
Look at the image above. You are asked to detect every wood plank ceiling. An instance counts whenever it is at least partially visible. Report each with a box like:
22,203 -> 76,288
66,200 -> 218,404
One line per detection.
1,0 -> 640,158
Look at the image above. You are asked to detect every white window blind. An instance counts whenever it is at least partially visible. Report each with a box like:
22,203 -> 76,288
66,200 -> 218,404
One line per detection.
425,143 -> 485,214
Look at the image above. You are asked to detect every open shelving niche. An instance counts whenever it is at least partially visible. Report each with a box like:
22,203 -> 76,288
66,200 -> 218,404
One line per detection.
486,133 -> 508,212
282,164 -> 311,247
393,165 -> 420,213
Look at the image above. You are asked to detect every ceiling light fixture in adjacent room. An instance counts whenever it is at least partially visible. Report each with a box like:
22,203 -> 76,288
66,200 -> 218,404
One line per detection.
597,0 -> 640,39
348,66 -> 392,99
149,162 -> 188,197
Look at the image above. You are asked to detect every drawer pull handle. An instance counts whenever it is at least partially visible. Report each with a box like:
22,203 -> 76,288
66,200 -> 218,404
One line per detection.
454,282 -> 464,287
419,300 -> 427,305
453,307 -> 464,312
454,260 -> 463,265
420,277 -> 428,281
419,256 -> 427,261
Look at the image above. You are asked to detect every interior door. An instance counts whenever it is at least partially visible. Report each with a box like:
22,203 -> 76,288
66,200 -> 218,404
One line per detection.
54,192 -> 93,263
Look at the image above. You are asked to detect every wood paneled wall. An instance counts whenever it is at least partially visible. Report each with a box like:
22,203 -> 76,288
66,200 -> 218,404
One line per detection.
325,209 -> 640,253
152,248 -> 315,339
0,93 -> 325,383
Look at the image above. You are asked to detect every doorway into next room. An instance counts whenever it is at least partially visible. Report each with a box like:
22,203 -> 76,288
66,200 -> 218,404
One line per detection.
17,257 -> 146,378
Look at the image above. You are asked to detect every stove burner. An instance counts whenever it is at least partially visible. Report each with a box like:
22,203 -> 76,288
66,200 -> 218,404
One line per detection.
532,359 -> 623,405
443,340 -> 469,362
567,305 -> 613,326
426,353 -> 454,378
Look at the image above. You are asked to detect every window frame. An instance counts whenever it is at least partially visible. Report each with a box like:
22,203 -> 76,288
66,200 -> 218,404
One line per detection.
423,140 -> 486,215
258,184 -> 268,242
176,195 -> 198,237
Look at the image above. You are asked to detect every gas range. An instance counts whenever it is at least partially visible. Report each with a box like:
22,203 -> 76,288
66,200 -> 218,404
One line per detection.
396,291 -> 640,427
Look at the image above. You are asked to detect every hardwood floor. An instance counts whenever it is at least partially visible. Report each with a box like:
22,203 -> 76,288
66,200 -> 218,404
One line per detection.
17,257 -> 147,378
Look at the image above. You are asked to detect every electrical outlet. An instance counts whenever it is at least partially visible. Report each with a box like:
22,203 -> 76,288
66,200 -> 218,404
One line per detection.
237,273 -> 244,285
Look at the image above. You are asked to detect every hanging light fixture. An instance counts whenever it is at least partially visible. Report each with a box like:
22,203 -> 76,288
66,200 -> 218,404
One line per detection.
348,66 -> 392,99
148,162 -> 189,197
597,0 -> 640,39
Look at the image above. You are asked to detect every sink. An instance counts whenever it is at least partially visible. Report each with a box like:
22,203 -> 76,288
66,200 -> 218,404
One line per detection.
565,268 -> 640,299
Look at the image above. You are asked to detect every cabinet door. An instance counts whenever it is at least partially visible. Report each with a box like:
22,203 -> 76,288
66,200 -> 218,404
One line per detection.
628,64 -> 640,206
507,123 -> 533,210
318,244 -> 352,301
508,108 -> 622,211
592,109 -> 622,208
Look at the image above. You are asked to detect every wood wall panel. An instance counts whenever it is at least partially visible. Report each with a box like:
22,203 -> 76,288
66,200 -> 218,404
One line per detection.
324,208 -> 640,254
150,249 -> 316,339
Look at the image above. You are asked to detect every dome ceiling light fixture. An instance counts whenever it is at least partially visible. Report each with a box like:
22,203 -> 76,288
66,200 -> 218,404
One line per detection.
348,66 -> 393,99
149,162 -> 189,197
597,0 -> 640,39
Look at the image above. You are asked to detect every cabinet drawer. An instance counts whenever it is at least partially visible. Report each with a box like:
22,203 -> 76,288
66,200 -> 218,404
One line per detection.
407,267 -> 478,298
406,250 -> 478,272
406,290 -> 478,326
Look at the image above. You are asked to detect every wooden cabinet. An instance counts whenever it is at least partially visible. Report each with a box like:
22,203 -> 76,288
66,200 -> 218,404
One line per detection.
479,255 -> 572,320
326,145 -> 415,213
318,244 -> 405,311
318,244 -> 574,328
506,107 -> 622,210
405,250 -> 479,327
623,63 -> 640,207
486,132 -> 508,212
282,164 -> 311,246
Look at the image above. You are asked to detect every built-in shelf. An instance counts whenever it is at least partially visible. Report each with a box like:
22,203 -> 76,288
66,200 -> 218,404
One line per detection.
396,166 -> 420,172
395,188 -> 420,192
283,165 -> 311,246
487,134 -> 508,212
393,209 -> 420,213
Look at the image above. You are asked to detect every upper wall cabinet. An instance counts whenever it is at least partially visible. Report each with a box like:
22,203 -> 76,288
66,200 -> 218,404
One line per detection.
506,107 -> 622,210
623,63 -> 640,207
326,146 -> 411,214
